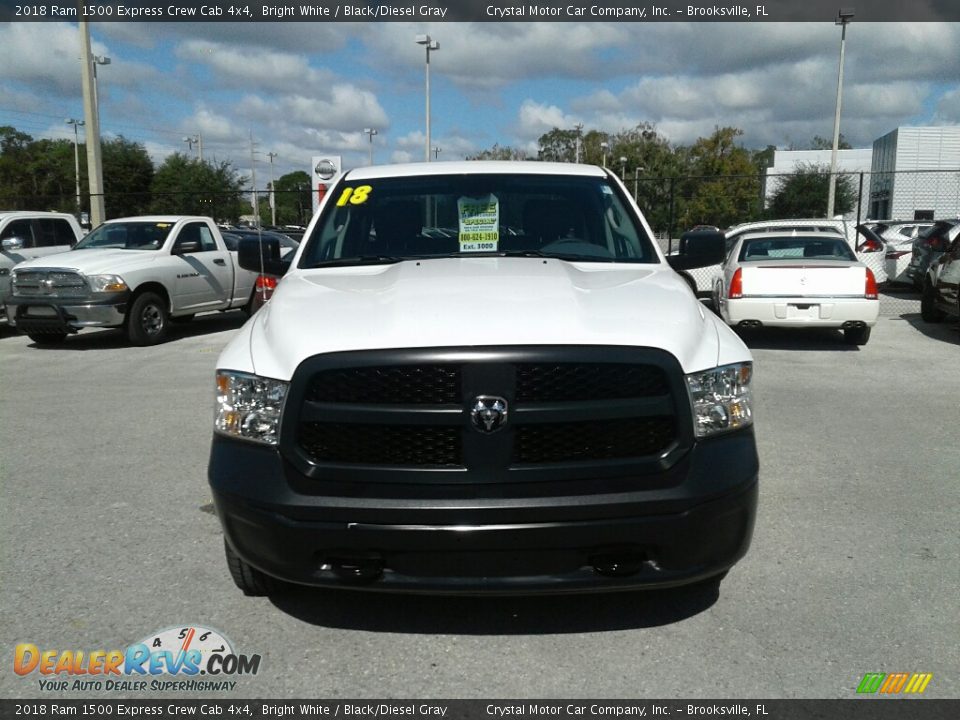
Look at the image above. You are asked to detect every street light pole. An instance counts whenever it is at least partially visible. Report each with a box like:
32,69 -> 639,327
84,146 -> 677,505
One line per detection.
620,156 -> 627,179
433,147 -> 441,160
415,34 -> 439,162
78,12 -> 106,226
600,141 -> 609,168
65,118 -> 85,214
574,123 -> 583,163
364,127 -> 378,165
827,8 -> 854,219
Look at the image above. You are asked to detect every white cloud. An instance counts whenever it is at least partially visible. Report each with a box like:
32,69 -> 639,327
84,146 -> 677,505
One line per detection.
515,101 -> 581,141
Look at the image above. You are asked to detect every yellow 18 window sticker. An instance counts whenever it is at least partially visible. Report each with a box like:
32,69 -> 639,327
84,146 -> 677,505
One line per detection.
457,194 -> 500,252
335,185 -> 372,206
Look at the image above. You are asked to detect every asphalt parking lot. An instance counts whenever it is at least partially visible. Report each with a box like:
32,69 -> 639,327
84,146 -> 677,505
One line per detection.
1,311 -> 957,700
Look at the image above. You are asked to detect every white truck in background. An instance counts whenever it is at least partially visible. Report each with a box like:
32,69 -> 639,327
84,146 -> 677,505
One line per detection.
0,211 -> 85,327
7,215 -> 258,345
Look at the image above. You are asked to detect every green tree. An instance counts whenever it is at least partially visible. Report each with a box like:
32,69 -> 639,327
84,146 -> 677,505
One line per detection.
270,170 -> 312,225
466,144 -> 530,161
767,162 -> 856,218
536,128 -> 579,162
102,136 -> 154,218
811,134 -> 852,150
150,153 -> 246,221
677,127 -> 763,230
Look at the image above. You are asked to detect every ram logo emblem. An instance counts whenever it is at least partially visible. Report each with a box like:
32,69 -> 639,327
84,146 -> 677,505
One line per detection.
470,396 -> 508,434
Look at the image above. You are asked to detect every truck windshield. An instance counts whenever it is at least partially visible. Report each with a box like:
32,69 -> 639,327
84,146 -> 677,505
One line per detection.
74,221 -> 174,251
300,173 -> 656,267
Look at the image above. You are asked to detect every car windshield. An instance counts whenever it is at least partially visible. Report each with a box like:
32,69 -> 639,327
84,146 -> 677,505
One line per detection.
739,236 -> 856,261
300,173 -> 656,267
74,221 -> 173,251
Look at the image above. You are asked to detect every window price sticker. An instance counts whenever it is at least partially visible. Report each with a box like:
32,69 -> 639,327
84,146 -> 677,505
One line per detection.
457,194 -> 500,252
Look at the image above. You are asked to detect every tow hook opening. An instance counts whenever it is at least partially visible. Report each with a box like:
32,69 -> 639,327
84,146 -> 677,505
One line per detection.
737,320 -> 763,328
323,553 -> 385,584
589,549 -> 649,578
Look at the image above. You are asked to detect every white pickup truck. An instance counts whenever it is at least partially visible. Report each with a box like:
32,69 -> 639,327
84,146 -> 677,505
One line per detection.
1,211 -> 85,327
7,215 -> 257,345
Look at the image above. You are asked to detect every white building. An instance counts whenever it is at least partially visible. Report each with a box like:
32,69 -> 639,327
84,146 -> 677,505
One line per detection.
764,149 -> 873,221
868,126 -> 960,221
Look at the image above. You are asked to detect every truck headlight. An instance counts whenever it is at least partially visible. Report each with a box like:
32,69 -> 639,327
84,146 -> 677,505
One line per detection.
215,371 -> 289,445
685,362 -> 753,438
87,274 -> 128,293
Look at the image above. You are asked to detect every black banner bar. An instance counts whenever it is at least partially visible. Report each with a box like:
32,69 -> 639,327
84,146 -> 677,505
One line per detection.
0,700 -> 958,720
1,0 -> 959,23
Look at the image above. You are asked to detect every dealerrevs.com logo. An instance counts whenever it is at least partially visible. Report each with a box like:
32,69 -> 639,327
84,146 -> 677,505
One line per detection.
856,672 -> 933,695
14,625 -> 261,692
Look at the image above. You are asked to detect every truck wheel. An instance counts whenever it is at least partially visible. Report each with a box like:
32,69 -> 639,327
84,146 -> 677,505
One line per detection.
920,282 -> 945,322
27,332 -> 67,345
224,540 -> 281,597
843,326 -> 871,345
127,291 -> 169,345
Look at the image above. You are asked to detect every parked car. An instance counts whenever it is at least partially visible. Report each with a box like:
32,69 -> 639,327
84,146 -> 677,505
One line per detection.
681,218 -> 888,297
920,233 -> 960,323
904,219 -> 960,290
713,230 -> 879,345
209,160 -> 758,596
1,211 -> 84,326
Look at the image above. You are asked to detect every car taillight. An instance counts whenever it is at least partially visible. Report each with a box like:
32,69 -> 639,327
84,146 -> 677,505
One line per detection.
886,250 -> 910,259
255,275 -> 278,291
865,269 -> 878,299
729,268 -> 743,299
861,239 -> 882,252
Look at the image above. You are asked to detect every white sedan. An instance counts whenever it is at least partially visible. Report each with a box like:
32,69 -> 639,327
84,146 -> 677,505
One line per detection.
713,231 -> 880,345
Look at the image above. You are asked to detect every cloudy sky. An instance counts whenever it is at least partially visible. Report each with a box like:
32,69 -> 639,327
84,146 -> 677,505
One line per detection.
1,20 -> 958,186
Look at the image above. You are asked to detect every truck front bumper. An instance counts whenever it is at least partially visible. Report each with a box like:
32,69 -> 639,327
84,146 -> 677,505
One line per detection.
208,430 -> 759,594
7,294 -> 129,335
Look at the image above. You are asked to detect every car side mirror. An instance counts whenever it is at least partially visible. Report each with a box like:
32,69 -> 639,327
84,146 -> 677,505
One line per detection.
667,230 -> 726,271
172,240 -> 202,255
2,236 -> 27,252
238,237 -> 289,277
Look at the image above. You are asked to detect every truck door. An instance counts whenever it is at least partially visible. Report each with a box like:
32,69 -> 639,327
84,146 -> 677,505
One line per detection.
172,222 -> 234,311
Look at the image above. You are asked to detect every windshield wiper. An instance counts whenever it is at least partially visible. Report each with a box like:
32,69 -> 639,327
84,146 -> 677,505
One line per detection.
497,250 -> 617,263
308,255 -> 405,268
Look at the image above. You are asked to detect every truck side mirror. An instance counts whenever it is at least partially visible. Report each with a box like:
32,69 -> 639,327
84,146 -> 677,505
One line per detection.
172,240 -> 201,255
238,237 -> 289,277
2,237 -> 27,252
667,230 -> 726,271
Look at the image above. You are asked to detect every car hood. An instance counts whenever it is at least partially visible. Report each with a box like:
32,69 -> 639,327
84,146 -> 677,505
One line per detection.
244,257 -> 733,380
13,248 -> 163,275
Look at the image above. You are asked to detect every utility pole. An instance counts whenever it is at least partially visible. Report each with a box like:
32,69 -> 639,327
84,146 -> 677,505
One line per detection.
249,131 -> 259,226
364,127 -> 378,165
267,151 -> 277,227
66,118 -> 85,215
574,123 -> 583,163
433,147 -> 441,160
78,8 -> 105,226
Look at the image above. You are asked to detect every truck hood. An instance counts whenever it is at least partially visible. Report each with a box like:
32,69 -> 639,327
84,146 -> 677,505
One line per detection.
13,248 -> 161,275
242,258 -> 733,381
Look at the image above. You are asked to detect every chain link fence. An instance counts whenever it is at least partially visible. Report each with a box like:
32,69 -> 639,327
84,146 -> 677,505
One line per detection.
4,169 -> 958,318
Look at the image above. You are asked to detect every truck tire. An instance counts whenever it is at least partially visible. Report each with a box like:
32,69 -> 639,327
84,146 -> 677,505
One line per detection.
843,326 -> 871,345
27,332 -> 67,345
920,282 -> 945,322
224,540 -> 280,597
127,291 -> 169,345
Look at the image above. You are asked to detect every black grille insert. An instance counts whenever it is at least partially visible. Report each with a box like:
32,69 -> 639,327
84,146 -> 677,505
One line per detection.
515,363 -> 669,402
513,417 -> 676,464
298,422 -> 462,467
305,365 -> 461,404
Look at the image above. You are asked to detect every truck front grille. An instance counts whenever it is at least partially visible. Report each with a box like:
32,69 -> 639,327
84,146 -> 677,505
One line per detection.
298,423 -> 461,466
514,417 -> 676,464
14,270 -> 88,298
287,348 -> 689,481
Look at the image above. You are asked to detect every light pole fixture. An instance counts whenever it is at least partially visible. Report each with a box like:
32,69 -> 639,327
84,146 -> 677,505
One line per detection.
827,7 -> 854,219
620,156 -> 627,178
600,141 -> 609,168
433,146 -> 441,160
182,134 -> 203,161
364,127 -> 378,165
415,34 -> 439,162
65,118 -> 85,214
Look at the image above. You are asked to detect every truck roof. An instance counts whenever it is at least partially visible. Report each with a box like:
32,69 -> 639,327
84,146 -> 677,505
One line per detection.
102,215 -> 214,224
343,161 -> 608,181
